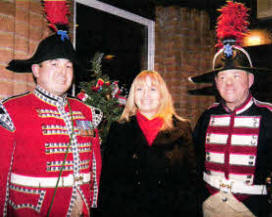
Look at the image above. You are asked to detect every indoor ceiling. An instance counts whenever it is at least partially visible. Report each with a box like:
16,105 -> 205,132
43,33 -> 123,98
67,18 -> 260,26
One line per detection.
97,0 -> 272,43
97,0 -> 272,32
97,0 -> 255,21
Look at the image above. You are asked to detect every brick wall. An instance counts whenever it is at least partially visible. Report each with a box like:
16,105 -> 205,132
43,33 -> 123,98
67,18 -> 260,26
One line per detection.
0,0 -> 48,99
0,2 -> 215,126
155,6 -> 216,126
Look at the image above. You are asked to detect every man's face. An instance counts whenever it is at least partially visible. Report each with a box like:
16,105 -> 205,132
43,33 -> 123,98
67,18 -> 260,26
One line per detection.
32,58 -> 73,96
215,69 -> 254,111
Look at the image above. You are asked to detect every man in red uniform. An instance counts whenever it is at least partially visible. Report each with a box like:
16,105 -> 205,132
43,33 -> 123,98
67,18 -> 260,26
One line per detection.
0,31 -> 102,217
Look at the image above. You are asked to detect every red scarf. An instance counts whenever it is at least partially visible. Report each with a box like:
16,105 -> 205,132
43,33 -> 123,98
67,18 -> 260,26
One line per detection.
136,111 -> 163,146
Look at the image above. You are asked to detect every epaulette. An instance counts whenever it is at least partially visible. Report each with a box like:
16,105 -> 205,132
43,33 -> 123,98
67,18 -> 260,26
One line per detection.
208,102 -> 220,110
0,101 -> 15,132
1,91 -> 30,103
69,96 -> 103,128
89,106 -> 103,128
0,92 -> 29,131
254,98 -> 272,112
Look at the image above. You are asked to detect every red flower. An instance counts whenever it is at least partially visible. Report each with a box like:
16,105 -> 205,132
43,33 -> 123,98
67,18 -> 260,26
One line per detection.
77,91 -> 88,102
91,78 -> 110,92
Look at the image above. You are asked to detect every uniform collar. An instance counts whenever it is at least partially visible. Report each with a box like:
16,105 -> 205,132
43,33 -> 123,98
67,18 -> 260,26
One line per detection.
34,85 -> 67,106
222,93 -> 253,115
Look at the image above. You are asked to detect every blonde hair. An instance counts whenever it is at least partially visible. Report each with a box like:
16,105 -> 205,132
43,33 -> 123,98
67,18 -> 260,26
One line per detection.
119,70 -> 186,130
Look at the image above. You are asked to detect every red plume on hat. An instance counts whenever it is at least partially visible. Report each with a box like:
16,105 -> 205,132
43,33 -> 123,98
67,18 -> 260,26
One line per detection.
188,1 -> 271,96
42,0 -> 70,32
188,1 -> 254,84
6,0 -> 78,73
215,1 -> 249,48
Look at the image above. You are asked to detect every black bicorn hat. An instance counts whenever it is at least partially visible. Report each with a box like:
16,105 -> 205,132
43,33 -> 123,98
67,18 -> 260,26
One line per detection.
212,39 -> 253,73
6,31 -> 79,73
6,0 -> 83,73
188,40 -> 271,84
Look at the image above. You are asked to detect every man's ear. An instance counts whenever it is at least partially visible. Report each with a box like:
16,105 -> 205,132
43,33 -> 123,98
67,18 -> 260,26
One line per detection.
32,64 -> 40,78
248,73 -> 254,88
214,76 -> 219,88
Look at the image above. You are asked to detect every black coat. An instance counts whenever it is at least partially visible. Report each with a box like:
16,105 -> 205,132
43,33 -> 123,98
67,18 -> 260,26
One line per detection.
97,116 -> 199,217
193,98 -> 272,217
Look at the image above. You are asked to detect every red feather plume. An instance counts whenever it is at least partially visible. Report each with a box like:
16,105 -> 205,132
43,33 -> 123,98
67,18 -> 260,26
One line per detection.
43,0 -> 70,32
215,1 -> 249,48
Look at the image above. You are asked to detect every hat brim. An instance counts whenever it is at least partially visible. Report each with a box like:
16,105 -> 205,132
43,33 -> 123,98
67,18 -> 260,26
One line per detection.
6,59 -> 36,73
188,66 -> 271,84
6,33 -> 83,73
187,85 -> 217,95
6,57 -> 83,73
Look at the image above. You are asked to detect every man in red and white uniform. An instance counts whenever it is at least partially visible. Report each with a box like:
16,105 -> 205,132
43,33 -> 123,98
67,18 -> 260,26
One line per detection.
193,43 -> 272,216
0,32 -> 102,217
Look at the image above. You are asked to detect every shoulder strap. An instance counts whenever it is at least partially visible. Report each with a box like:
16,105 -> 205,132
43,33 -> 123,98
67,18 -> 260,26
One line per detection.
0,102 -> 15,132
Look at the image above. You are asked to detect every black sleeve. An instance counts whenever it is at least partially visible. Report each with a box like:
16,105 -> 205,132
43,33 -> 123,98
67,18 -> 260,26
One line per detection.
96,121 -> 126,217
96,122 -> 118,212
192,111 -> 211,215
192,111 -> 210,178
183,121 -> 198,185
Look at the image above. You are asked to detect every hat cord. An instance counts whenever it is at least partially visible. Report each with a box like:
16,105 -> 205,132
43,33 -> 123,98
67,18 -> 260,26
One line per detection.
212,45 -> 253,70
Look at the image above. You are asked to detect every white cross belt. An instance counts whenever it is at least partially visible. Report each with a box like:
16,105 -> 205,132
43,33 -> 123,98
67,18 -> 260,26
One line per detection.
10,172 -> 91,188
203,172 -> 267,195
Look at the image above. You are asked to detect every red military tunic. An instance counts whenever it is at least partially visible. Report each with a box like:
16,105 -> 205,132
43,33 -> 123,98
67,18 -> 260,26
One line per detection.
0,86 -> 102,217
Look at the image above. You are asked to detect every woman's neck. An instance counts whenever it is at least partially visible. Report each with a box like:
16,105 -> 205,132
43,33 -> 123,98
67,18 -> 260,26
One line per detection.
138,111 -> 157,120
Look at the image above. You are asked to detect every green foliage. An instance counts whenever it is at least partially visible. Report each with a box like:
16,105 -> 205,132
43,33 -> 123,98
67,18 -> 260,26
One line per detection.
79,52 -> 124,143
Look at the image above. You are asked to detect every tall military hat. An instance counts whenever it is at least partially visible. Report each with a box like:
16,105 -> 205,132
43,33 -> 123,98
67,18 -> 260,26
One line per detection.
188,1 -> 270,84
6,32 -> 77,73
6,0 -> 79,73
212,40 -> 253,74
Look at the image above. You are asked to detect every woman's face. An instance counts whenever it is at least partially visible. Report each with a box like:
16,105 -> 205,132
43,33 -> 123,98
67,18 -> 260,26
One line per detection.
134,76 -> 161,119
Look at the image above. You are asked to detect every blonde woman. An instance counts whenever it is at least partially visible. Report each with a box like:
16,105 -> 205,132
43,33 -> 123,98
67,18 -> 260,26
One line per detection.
98,70 -> 198,217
